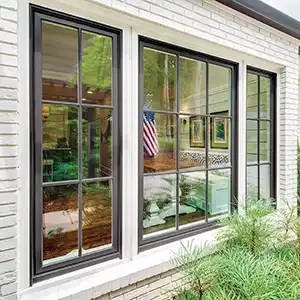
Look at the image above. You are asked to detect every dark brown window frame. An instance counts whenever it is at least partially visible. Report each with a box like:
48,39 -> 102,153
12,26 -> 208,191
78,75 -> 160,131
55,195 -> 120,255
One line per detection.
246,66 -> 277,204
138,37 -> 239,251
30,5 -> 122,283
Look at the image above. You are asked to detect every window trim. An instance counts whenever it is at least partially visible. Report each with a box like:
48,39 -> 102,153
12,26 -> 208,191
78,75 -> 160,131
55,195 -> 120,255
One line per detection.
138,36 -> 239,251
245,66 -> 277,205
30,5 -> 123,283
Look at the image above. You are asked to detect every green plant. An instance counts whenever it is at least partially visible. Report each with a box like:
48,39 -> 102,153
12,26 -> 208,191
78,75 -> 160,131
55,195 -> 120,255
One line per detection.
172,198 -> 300,300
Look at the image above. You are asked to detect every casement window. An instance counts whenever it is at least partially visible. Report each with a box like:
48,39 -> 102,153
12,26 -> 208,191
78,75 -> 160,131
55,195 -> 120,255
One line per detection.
138,38 -> 238,249
31,7 -> 122,281
246,68 -> 276,202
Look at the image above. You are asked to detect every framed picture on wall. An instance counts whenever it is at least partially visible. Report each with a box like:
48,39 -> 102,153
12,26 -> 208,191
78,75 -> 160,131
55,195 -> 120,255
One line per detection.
190,116 -> 205,148
210,111 -> 229,149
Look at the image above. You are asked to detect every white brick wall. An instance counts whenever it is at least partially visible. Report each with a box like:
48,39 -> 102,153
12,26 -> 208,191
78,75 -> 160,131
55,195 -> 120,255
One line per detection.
0,0 -> 297,299
0,0 -> 18,299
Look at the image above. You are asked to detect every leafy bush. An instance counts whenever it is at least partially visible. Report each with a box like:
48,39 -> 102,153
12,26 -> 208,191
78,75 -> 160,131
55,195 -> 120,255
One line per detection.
172,198 -> 300,300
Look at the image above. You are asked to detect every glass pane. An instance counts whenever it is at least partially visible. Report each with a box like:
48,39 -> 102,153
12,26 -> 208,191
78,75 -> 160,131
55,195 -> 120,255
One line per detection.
180,57 -> 206,114
260,165 -> 270,200
143,47 -> 176,112
43,185 -> 78,263
81,31 -> 113,105
247,166 -> 258,199
260,121 -> 270,163
209,117 -> 231,169
208,64 -> 231,116
246,73 -> 258,118
42,22 -> 78,103
43,105 -> 78,182
260,76 -> 271,119
143,174 -> 176,236
82,108 -> 112,178
247,120 -> 258,163
179,172 -> 206,226
180,115 -> 206,170
82,181 -> 112,252
208,169 -> 230,219
143,113 -> 176,173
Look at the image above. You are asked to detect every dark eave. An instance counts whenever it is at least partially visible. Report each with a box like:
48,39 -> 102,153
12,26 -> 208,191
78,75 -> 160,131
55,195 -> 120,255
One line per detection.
215,0 -> 300,40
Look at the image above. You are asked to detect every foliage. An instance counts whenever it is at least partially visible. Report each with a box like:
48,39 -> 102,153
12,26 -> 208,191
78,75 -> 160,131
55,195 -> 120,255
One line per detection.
172,198 -> 300,300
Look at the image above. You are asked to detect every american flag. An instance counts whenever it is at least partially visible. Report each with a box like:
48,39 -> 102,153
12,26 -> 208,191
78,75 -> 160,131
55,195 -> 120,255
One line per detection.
143,102 -> 159,157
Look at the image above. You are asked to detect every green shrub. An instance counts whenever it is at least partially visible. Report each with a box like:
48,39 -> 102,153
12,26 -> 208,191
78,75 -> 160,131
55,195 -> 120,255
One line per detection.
172,198 -> 300,300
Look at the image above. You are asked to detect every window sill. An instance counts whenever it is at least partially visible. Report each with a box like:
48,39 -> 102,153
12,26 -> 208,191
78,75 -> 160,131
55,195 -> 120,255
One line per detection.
20,227 -> 221,300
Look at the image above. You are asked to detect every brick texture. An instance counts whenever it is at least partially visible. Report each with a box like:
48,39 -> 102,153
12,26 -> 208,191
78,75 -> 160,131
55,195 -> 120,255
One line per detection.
0,0 -> 298,299
94,270 -> 183,300
0,0 -> 18,299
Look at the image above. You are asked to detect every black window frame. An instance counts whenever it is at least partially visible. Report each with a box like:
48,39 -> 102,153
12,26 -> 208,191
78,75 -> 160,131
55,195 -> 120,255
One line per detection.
138,37 -> 239,251
246,66 -> 277,204
30,5 -> 122,283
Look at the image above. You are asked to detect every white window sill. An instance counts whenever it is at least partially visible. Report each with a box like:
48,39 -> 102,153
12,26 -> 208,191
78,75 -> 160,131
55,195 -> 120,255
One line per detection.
19,228 -> 220,300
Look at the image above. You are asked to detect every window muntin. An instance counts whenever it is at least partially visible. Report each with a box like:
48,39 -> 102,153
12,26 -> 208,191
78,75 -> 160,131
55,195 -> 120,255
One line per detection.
32,9 -> 121,281
246,69 -> 275,201
139,39 -> 237,245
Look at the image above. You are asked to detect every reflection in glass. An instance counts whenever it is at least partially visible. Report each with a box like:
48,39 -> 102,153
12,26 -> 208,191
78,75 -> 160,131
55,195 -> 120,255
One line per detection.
82,108 -> 112,178
260,76 -> 271,119
82,31 -> 112,105
247,120 -> 258,163
208,64 -> 231,116
208,117 -> 231,169
42,105 -> 78,182
180,116 -> 206,170
143,113 -> 177,173
180,57 -> 206,115
260,165 -> 270,200
43,185 -> 78,262
82,181 -> 112,251
42,22 -> 78,103
246,73 -> 258,118
208,169 -> 230,218
143,48 -> 176,112
247,166 -> 258,198
260,121 -> 270,163
143,174 -> 176,236
179,172 -> 206,226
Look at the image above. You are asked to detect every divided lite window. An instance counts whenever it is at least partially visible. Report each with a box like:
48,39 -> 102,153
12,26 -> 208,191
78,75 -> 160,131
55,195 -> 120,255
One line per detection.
139,38 -> 238,248
246,67 -> 276,202
31,7 -> 122,281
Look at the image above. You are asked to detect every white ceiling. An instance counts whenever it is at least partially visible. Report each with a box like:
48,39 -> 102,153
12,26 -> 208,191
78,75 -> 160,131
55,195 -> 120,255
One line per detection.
260,0 -> 300,21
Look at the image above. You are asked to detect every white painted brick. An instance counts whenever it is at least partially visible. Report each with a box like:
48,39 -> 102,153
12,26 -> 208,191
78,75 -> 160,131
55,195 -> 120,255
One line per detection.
175,0 -> 193,11
0,32 -> 17,45
0,135 -> 18,145
0,145 -> 17,156
0,19 -> 17,34
123,285 -> 148,299
150,4 -> 173,19
140,10 -> 163,24
0,271 -> 16,284
0,237 -> 16,250
0,66 -> 17,78
0,8 -> 17,22
0,77 -> 17,89
193,4 -> 211,18
0,89 -> 17,100
0,123 -> 18,134
149,276 -> 171,291
0,215 -> 16,227
163,1 -> 186,15
0,54 -> 17,66
0,260 -> 16,274
129,0 -> 150,11
1,281 -> 17,296
0,203 -> 16,216
0,249 -> 16,263
173,12 -> 193,27
114,1 -> 139,15
0,0 -> 17,10
0,43 -> 17,56
0,180 -> 18,190
0,191 -> 17,204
